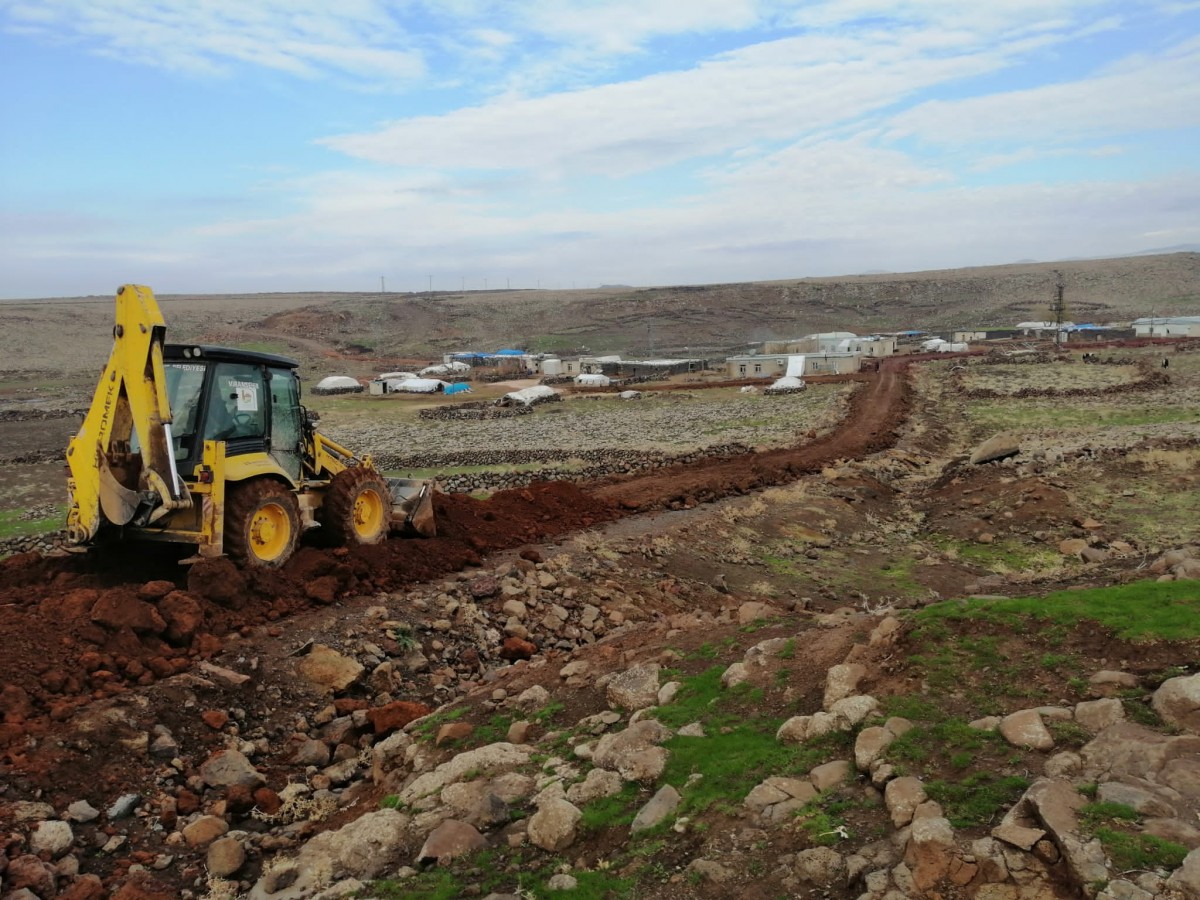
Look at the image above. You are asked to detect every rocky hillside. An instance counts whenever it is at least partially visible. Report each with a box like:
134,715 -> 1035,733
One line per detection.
239,252 -> 1200,358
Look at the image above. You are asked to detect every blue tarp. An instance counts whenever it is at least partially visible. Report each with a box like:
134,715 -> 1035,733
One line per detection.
444,383 -> 472,395
495,349 -> 524,356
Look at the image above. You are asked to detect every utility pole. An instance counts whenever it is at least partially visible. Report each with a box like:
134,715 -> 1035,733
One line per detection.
427,274 -> 432,294
380,276 -> 385,293
1051,270 -> 1067,345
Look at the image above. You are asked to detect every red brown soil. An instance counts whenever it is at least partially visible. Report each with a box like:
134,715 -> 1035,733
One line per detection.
0,362 -> 909,752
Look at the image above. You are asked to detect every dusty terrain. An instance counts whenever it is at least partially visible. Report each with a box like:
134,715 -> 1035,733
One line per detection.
0,267 -> 1199,899
2,253 -> 1197,369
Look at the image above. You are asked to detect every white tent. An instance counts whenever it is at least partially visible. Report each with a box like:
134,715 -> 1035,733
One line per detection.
500,385 -> 560,406
378,371 -> 417,381
765,376 -> 807,394
922,338 -> 947,351
575,373 -> 611,386
312,375 -> 363,394
936,343 -> 969,353
419,361 -> 471,377
390,378 -> 447,393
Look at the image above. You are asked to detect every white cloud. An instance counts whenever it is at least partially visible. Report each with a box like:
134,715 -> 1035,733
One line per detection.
0,0 -> 425,84
321,27 -> 1022,176
889,37 -> 1200,147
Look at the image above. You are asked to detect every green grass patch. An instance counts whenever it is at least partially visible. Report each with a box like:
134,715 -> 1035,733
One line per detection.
0,505 -> 66,541
1079,801 -> 1139,830
931,533 -> 1062,574
913,579 -> 1200,641
645,666 -> 851,817
409,706 -> 468,742
967,402 -> 1197,432
887,719 -> 1004,768
879,694 -> 948,723
1075,801 -> 1189,873
579,782 -> 641,832
1092,829 -> 1188,872
923,773 -> 1031,829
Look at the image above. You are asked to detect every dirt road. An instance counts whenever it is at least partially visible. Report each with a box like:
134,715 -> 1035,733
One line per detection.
0,361 -> 910,748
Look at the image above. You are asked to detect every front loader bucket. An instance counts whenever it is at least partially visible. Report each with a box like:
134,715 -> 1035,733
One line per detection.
387,477 -> 437,538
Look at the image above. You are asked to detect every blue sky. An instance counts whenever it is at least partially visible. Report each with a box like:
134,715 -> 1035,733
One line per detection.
1,0 -> 1198,298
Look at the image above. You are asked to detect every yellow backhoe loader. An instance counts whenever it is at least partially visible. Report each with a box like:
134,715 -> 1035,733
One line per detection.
65,284 -> 435,567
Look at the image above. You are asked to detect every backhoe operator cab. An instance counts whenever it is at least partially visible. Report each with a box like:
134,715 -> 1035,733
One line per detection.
65,284 -> 435,569
164,346 -> 304,481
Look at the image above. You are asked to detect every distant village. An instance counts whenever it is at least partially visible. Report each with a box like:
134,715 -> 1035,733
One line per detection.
313,315 -> 1200,397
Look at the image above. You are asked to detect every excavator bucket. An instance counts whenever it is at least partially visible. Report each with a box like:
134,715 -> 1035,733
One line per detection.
387,478 -> 437,538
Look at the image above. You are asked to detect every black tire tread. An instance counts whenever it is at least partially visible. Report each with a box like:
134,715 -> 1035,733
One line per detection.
225,479 -> 300,568
321,466 -> 391,546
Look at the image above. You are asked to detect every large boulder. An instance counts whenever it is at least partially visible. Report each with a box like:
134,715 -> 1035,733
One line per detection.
1153,673 -> 1200,733
527,797 -> 582,851
248,809 -> 411,899
970,432 -> 1021,464
606,663 -> 661,711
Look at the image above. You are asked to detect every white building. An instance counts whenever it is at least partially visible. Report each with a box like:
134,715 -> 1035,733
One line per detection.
726,352 -> 860,379
1133,316 -> 1200,338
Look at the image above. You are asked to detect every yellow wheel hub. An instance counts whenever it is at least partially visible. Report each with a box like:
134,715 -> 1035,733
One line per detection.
352,489 -> 386,538
249,502 -> 291,561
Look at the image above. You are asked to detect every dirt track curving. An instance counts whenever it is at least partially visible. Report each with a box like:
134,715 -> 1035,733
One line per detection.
0,361 -> 910,750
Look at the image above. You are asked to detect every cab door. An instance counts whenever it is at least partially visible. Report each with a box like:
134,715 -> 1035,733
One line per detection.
268,368 -> 303,481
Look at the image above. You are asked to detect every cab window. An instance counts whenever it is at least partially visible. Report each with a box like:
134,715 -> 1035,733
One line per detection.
204,362 -> 267,442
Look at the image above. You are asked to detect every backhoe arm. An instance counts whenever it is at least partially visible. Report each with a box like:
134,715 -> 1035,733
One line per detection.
66,284 -> 191,544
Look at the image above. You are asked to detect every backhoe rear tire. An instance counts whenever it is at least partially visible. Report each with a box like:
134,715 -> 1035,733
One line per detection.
321,467 -> 391,547
225,479 -> 300,568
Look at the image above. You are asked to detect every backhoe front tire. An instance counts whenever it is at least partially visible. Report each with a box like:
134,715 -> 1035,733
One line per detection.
225,480 -> 300,568
321,467 -> 391,547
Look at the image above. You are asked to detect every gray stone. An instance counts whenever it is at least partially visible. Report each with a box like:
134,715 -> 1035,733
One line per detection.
824,663 -> 867,707
1021,778 -> 1109,888
527,797 -> 582,851
631,785 -> 681,833
999,709 -> 1054,751
991,821 -> 1045,851
1153,672 -> 1200,733
182,815 -> 229,847
515,684 -> 551,711
566,768 -> 623,805
810,760 -> 852,792
401,743 -> 533,805
30,820 -> 73,858
970,432 -> 1020,464
830,694 -> 879,727
106,793 -> 140,819
417,820 -> 486,864
795,846 -> 846,884
1074,698 -> 1124,733
854,726 -> 895,771
884,777 -> 927,828
199,749 -> 264,789
547,873 -> 578,891
606,663 -> 661,711
720,661 -> 750,688
297,645 -> 364,692
66,800 -> 100,823
207,836 -> 246,877
1167,847 -> 1200,897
